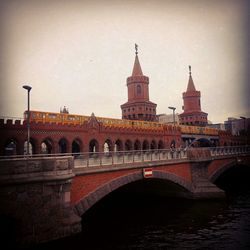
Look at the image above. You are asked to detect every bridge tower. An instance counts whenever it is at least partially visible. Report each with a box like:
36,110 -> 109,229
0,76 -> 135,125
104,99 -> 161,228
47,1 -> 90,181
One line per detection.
121,44 -> 157,121
179,66 -> 208,126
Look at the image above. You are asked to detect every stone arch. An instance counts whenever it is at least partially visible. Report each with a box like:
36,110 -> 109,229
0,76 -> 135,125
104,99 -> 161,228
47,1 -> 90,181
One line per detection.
158,140 -> 164,150
114,139 -> 123,152
209,160 -> 240,183
59,138 -> 68,154
4,138 -> 18,156
74,170 -> 192,217
72,138 -> 82,154
103,139 -> 113,152
125,139 -> 133,151
89,139 -> 99,153
134,140 -> 141,151
142,140 -> 149,150
170,140 -> 176,148
41,138 -> 53,154
150,140 -> 157,150
24,138 -> 36,155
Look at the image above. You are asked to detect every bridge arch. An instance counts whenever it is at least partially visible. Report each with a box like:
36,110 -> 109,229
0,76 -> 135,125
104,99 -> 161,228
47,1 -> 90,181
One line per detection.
41,138 -> 53,154
74,171 -> 192,217
134,139 -> 141,150
89,139 -> 99,153
72,138 -> 82,154
125,140 -> 133,151
4,138 -> 18,155
59,138 -> 68,153
103,139 -> 113,152
142,140 -> 149,150
114,139 -> 123,152
209,160 -> 239,183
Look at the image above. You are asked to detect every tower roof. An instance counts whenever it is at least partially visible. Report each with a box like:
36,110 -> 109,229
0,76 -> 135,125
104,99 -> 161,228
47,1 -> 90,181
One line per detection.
132,54 -> 143,76
131,44 -> 143,76
186,65 -> 196,92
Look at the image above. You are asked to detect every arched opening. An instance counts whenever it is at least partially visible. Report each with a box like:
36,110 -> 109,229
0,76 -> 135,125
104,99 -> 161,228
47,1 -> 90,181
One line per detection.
24,141 -> 34,155
59,138 -> 68,154
4,139 -> 17,156
158,140 -> 164,150
142,140 -> 149,151
170,140 -> 176,148
134,140 -> 141,151
150,140 -> 157,150
72,139 -> 82,154
89,139 -> 99,153
190,138 -> 212,148
114,139 -> 123,152
125,140 -> 132,151
41,138 -> 53,154
103,139 -> 112,152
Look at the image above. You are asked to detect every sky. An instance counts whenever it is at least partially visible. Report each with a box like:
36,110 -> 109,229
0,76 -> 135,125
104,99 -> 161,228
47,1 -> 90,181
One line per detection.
0,0 -> 250,124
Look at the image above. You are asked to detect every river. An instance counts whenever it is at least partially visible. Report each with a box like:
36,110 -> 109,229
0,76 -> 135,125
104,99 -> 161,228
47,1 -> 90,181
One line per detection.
33,165 -> 250,250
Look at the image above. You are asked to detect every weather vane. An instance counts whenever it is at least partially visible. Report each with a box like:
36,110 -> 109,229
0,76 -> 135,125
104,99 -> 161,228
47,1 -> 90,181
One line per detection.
189,65 -> 192,75
135,43 -> 138,55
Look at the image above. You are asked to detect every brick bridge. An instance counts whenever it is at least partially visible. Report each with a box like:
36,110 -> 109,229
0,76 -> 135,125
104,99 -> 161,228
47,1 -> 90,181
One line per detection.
0,146 -> 250,248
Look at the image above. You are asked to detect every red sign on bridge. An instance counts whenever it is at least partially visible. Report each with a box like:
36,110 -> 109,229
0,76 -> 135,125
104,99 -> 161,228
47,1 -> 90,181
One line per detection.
143,168 -> 153,178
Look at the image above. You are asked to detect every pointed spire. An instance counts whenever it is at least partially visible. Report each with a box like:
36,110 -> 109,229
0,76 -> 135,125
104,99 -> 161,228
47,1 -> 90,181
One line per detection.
132,43 -> 143,76
186,65 -> 196,92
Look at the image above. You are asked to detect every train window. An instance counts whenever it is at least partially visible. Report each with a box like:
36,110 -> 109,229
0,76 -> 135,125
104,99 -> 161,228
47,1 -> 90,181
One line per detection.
48,114 -> 57,119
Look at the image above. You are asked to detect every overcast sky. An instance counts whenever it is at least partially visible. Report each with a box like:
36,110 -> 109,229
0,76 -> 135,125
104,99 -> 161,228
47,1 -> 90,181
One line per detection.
0,0 -> 249,123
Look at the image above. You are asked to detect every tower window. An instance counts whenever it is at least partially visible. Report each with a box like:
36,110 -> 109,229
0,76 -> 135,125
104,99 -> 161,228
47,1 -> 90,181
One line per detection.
136,85 -> 142,95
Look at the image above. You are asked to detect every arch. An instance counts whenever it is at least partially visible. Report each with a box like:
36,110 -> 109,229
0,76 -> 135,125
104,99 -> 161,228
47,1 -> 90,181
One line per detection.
59,138 -> 68,154
4,139 -> 17,156
41,138 -> 53,154
142,140 -> 149,150
125,140 -> 132,151
150,140 -> 157,150
103,139 -> 113,152
89,139 -> 99,153
134,140 -> 141,151
74,170 -> 192,217
158,140 -> 164,150
136,85 -> 142,95
209,160 -> 240,183
72,138 -> 82,154
114,139 -> 123,152
24,140 -> 35,155
170,140 -> 176,148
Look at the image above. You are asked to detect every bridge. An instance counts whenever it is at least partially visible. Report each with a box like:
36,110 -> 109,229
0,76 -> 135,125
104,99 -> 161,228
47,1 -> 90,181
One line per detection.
0,146 -> 250,248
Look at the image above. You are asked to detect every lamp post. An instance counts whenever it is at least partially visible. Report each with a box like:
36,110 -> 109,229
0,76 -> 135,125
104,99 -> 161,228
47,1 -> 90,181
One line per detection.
240,116 -> 246,145
23,85 -> 32,155
168,106 -> 176,126
168,106 -> 176,148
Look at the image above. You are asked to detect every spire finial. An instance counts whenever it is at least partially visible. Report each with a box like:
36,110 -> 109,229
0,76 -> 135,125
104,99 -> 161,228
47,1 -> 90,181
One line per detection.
135,43 -> 138,55
189,65 -> 192,76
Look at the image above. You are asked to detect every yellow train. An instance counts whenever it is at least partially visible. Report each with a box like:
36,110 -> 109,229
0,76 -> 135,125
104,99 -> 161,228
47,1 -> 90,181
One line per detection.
24,110 -> 218,135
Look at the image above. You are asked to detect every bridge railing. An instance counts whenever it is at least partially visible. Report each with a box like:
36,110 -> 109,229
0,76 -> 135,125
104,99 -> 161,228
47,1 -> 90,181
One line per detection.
74,148 -> 188,168
209,145 -> 250,157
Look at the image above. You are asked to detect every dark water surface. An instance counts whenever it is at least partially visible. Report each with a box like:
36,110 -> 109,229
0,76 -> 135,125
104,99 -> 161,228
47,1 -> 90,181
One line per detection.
32,190 -> 250,250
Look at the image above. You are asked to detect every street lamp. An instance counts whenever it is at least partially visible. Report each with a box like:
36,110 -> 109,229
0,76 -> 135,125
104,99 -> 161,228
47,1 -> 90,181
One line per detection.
168,106 -> 176,149
23,85 -> 32,155
168,106 -> 176,126
240,116 -> 246,145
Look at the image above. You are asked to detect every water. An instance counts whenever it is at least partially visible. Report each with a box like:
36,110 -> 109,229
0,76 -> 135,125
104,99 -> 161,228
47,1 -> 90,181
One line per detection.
32,190 -> 250,250
32,165 -> 250,250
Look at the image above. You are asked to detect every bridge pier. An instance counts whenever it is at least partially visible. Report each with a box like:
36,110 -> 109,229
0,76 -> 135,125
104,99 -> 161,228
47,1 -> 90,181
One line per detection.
0,157 -> 81,248
188,148 -> 225,199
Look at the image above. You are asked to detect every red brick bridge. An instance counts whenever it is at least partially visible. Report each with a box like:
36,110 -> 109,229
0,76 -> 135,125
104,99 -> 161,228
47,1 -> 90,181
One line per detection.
0,146 -> 250,248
